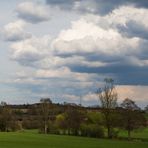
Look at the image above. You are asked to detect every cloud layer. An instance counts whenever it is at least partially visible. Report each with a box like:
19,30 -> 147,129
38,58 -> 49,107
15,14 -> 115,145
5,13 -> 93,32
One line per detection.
46,0 -> 148,15
10,5 -> 148,85
1,1 -> 148,106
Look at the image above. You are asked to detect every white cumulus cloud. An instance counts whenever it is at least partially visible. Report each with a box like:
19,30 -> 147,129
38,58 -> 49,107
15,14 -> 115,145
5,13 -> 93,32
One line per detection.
1,20 -> 31,41
16,2 -> 51,23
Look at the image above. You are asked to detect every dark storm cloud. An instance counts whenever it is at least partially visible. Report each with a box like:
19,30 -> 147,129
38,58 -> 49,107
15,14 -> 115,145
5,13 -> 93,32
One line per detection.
118,20 -> 148,40
17,13 -> 49,24
2,32 -> 32,42
138,41 -> 148,60
46,0 -> 77,8
46,0 -> 148,15
69,56 -> 148,85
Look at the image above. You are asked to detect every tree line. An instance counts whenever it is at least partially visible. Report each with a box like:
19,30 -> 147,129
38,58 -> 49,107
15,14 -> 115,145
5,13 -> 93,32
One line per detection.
0,79 -> 147,140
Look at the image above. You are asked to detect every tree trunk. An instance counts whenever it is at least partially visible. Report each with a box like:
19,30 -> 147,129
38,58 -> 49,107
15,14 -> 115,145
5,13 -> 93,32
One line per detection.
128,130 -> 131,140
107,126 -> 111,138
44,122 -> 48,134
68,128 -> 70,135
74,129 -> 78,136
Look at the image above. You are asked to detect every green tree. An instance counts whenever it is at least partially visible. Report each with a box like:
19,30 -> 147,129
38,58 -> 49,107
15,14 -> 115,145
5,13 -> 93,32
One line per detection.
80,111 -> 105,138
56,114 -> 67,134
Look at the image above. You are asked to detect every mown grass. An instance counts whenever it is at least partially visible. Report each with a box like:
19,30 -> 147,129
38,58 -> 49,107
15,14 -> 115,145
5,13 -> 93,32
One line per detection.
0,130 -> 147,148
119,128 -> 148,140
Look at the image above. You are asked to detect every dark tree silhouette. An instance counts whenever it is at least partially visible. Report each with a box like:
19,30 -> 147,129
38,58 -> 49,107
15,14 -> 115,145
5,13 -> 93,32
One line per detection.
121,98 -> 146,139
65,106 -> 84,136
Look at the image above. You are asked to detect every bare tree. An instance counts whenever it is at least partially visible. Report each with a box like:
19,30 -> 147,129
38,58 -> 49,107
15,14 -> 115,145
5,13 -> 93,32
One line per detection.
65,107 -> 84,136
38,98 -> 52,134
97,78 -> 118,138
0,102 -> 17,131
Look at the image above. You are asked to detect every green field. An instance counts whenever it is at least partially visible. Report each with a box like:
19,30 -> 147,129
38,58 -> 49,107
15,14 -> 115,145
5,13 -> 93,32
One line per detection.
119,128 -> 148,140
0,130 -> 147,148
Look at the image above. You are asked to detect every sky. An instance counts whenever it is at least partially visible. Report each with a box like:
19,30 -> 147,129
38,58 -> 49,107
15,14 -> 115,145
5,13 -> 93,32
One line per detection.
0,0 -> 148,108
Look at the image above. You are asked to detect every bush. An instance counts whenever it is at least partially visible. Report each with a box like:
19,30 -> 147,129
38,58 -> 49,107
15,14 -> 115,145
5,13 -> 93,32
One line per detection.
110,128 -> 119,138
80,124 -> 104,138
47,121 -> 60,134
22,119 -> 39,129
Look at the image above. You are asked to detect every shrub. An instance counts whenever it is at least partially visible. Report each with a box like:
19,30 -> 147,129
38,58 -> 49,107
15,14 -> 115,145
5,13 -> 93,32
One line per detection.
110,128 -> 119,138
80,123 -> 104,138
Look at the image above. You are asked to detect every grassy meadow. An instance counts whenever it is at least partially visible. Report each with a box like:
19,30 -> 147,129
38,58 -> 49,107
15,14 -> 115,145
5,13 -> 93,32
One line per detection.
0,130 -> 147,148
119,128 -> 148,140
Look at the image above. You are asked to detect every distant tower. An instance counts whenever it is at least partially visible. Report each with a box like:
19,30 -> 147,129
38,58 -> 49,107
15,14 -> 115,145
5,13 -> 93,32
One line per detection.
79,95 -> 82,106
